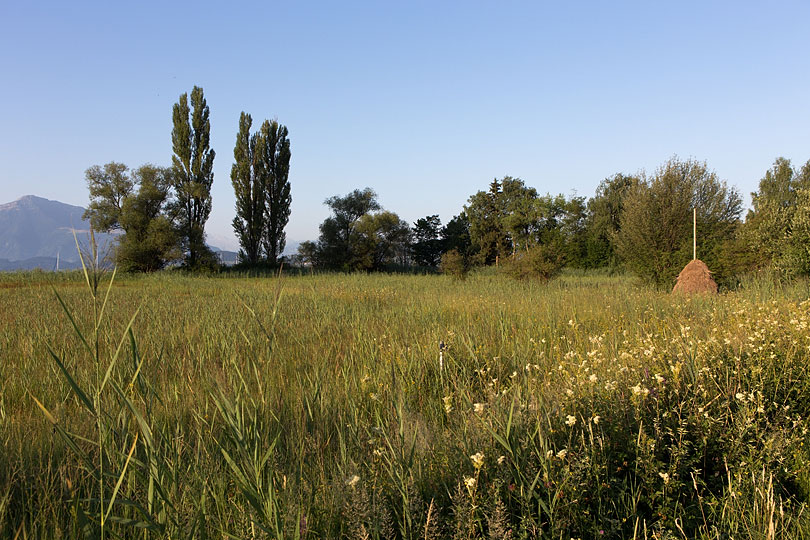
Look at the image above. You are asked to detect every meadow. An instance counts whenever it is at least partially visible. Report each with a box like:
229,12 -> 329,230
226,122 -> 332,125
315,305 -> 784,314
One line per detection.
2,267 -> 810,539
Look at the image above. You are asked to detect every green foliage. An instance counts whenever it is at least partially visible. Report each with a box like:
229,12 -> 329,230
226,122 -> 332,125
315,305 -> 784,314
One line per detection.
742,158 -> 810,276
83,162 -> 134,231
441,212 -> 472,257
502,242 -> 565,281
465,179 -> 510,264
411,215 -> 443,267
583,173 -> 640,268
83,163 -> 180,272
116,166 -> 181,272
352,211 -> 411,271
257,120 -> 292,264
230,114 -> 292,266
439,248 -> 468,280
615,157 -> 742,287
231,112 -> 265,265
171,85 -> 217,269
310,188 -> 382,269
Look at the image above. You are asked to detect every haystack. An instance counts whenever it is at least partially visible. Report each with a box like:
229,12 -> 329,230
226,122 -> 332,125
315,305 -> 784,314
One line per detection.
672,259 -> 717,295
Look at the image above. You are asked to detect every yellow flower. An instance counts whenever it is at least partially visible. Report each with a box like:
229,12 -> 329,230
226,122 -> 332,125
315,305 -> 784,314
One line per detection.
565,415 -> 577,426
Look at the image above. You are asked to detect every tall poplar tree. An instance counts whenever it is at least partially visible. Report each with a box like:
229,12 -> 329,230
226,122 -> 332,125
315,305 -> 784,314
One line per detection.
256,120 -> 292,264
231,112 -> 265,264
171,85 -> 216,268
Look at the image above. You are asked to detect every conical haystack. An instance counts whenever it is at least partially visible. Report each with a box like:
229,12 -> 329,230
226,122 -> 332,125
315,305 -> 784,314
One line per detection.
672,259 -> 717,295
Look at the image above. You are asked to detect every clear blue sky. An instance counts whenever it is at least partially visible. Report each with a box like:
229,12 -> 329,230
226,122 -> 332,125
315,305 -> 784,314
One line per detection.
2,1 -> 809,251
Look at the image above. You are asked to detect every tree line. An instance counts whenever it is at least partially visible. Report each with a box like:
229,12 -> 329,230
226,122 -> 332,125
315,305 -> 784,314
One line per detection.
83,86 -> 292,272
297,155 -> 810,288
82,85 -> 810,287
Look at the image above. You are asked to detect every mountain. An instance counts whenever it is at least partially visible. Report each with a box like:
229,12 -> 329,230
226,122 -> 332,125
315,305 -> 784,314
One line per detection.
0,195 -> 118,268
0,195 -> 243,270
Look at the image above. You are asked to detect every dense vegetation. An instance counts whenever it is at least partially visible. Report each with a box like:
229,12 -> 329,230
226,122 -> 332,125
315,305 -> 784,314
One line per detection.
3,267 -> 810,538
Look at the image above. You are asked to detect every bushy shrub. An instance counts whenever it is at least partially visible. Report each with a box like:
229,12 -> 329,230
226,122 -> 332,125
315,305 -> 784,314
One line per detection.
440,249 -> 468,280
502,244 -> 565,280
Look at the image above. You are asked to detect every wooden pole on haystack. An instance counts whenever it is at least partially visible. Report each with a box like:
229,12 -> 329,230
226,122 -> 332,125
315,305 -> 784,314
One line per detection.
693,207 -> 696,261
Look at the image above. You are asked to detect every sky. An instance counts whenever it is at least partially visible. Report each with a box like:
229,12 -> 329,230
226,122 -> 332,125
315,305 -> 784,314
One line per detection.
1,1 -> 809,252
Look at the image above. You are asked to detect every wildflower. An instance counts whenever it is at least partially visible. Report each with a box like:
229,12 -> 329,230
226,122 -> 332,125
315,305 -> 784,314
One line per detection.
588,373 -> 598,383
566,389 -> 574,396
654,373 -> 664,384
592,415 -> 601,425
473,403 -> 485,414
631,384 -> 643,395
497,455 -> 506,465
735,392 -> 745,401
463,476 -> 477,491
347,475 -> 360,487
556,448 -> 568,459
565,415 -> 577,426
470,452 -> 485,469
658,472 -> 670,485
442,395 -> 453,413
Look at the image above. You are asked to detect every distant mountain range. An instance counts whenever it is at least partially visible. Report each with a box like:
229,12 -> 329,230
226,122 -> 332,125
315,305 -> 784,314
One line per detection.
0,195 -> 238,270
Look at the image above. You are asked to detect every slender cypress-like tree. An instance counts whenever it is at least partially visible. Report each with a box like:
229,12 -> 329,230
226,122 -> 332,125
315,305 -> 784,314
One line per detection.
256,120 -> 292,264
230,112 -> 266,264
171,85 -> 216,268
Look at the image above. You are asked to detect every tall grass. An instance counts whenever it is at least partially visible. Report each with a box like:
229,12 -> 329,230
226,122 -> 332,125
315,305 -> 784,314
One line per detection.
1,267 -> 810,537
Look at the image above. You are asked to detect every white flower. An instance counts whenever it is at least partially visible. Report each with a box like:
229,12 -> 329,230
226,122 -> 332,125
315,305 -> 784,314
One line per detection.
556,448 -> 568,459
589,373 -> 598,383
347,475 -> 360,487
463,476 -> 477,491
658,472 -> 670,485
470,452 -> 485,469
654,374 -> 664,384
497,455 -> 506,465
473,403 -> 485,414
592,415 -> 601,425
735,392 -> 745,401
565,415 -> 577,426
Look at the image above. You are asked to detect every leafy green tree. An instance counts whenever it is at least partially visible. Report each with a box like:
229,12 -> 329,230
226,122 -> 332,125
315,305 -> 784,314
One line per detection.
352,211 -> 411,270
316,188 -> 381,269
584,173 -> 640,268
742,157 -> 810,271
411,215 -> 443,267
230,112 -> 265,265
256,120 -> 292,264
441,213 -> 472,256
83,163 -> 180,271
561,195 -> 589,267
780,184 -> 810,276
171,85 -> 216,269
116,166 -> 181,272
500,177 -> 539,253
465,179 -> 510,264
615,157 -> 742,287
83,162 -> 134,231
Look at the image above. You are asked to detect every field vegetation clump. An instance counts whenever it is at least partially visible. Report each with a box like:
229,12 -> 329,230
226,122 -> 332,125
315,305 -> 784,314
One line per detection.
2,269 -> 810,538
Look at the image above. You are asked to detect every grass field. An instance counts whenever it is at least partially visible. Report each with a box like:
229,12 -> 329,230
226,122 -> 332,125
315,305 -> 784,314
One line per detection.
2,267 -> 810,538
